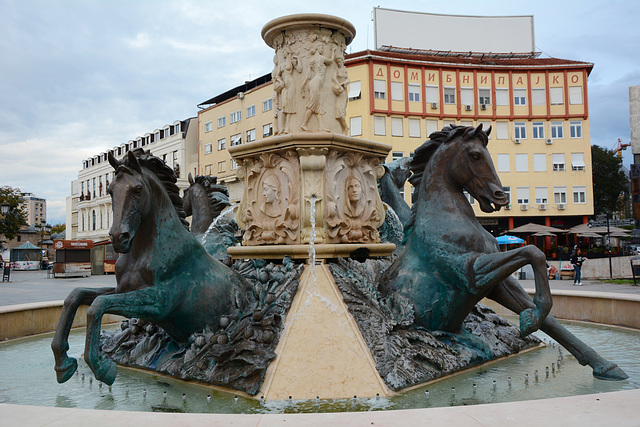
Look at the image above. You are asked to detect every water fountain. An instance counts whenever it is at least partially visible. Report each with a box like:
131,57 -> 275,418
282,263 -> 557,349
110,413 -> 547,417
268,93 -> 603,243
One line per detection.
1,12 -> 638,424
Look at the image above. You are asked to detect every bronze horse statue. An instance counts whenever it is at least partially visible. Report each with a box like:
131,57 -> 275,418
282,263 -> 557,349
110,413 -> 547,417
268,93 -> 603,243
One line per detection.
182,173 -> 231,236
51,149 -> 252,385
380,124 -> 627,380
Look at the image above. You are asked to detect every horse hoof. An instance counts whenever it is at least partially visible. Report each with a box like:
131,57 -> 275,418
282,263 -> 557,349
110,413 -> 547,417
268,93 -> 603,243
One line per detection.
594,362 -> 629,381
55,357 -> 78,383
95,358 -> 118,385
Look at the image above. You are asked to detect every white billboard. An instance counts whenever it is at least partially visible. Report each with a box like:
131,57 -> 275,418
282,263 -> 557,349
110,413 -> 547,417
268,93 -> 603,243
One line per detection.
374,8 -> 535,54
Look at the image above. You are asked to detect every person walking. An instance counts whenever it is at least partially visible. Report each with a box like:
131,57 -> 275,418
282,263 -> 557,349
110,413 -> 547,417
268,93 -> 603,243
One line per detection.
571,247 -> 585,286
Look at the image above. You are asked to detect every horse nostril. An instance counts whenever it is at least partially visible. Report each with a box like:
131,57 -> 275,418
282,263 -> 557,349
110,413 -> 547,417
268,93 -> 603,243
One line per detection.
494,190 -> 506,199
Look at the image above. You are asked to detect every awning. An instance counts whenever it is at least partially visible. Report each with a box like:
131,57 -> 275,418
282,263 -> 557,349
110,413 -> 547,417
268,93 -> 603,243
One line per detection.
348,81 -> 361,99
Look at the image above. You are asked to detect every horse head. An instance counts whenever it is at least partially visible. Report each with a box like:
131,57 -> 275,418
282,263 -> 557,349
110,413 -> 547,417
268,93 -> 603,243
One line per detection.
107,150 -> 152,253
430,124 -> 508,213
182,172 -> 196,217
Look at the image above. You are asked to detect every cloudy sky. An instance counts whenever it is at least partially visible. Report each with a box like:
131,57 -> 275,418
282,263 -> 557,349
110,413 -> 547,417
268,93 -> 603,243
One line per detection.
1,0 -> 638,225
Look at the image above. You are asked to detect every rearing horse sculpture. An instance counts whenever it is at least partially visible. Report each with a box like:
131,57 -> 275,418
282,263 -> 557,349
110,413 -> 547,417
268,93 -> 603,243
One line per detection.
51,149 -> 253,385
182,173 -> 231,236
380,124 -> 627,380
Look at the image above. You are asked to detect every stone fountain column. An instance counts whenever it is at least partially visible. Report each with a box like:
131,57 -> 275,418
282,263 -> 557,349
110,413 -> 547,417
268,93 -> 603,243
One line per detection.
227,14 -> 394,401
228,14 -> 394,260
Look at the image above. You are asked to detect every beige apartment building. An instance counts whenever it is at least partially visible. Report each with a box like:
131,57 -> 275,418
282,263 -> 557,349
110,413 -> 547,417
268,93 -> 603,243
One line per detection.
21,192 -> 47,227
197,47 -> 594,236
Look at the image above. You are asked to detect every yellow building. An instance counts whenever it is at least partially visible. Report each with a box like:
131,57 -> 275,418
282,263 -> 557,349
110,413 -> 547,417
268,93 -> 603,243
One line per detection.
197,47 -> 594,235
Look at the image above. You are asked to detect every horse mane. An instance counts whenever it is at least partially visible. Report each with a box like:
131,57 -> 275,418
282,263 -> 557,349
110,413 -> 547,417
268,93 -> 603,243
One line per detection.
404,124 -> 490,242
192,175 -> 231,218
120,148 -> 190,231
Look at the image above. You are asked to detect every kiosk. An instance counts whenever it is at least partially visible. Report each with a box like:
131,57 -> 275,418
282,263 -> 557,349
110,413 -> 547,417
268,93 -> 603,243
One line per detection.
53,239 -> 93,278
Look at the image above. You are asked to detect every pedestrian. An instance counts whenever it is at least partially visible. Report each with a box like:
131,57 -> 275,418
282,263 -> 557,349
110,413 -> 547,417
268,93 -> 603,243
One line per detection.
570,247 -> 585,286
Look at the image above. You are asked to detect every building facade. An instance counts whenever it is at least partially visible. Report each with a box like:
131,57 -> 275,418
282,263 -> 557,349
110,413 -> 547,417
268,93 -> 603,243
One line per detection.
66,118 -> 198,242
196,47 -> 594,235
21,192 -> 47,227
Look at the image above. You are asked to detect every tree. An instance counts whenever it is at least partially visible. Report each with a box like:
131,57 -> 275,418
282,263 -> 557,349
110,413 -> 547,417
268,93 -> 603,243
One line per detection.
0,186 -> 28,240
51,223 -> 66,234
591,145 -> 629,215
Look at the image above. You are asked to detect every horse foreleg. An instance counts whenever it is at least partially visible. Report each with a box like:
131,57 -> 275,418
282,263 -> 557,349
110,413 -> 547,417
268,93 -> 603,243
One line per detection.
51,287 -> 115,383
84,288 -> 176,385
488,278 -> 628,380
473,245 -> 551,336
379,171 -> 411,225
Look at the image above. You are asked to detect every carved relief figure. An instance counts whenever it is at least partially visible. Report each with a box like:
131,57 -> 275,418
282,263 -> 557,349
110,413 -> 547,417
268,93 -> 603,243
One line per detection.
260,174 -> 282,218
301,43 -> 335,132
279,50 -> 300,134
332,56 -> 350,134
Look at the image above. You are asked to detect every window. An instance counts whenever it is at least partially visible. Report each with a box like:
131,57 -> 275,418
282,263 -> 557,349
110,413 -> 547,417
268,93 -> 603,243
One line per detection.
532,122 -> 545,139
374,116 -> 386,135
218,138 -> 226,150
535,187 -> 548,204
514,89 -> 526,105
204,165 -> 212,175
515,154 -> 528,172
444,87 -> 456,104
408,118 -> 421,138
570,121 -> 582,138
348,81 -> 361,100
479,89 -> 491,105
496,88 -> 509,105
391,81 -> 403,101
92,210 -> 96,231
263,123 -> 273,137
514,122 -> 526,140
550,87 -> 564,105
463,191 -> 476,205
392,151 -> 404,162
263,98 -> 272,112
516,187 -> 530,205
569,86 -> 583,105
204,143 -> 213,154
230,110 -> 241,124
503,186 -> 511,204
205,121 -> 213,132
230,133 -> 241,146
554,186 -> 567,204
532,88 -> 546,106
497,154 -> 510,172
571,153 -> 586,171
374,80 -> 386,99
230,159 -> 238,170
573,186 -> 586,204
408,84 -> 420,102
460,88 -> 473,107
426,119 -> 438,136
246,128 -> 256,142
552,153 -> 566,171
246,105 -> 256,118
551,122 -> 564,139
533,153 -> 547,172
218,161 -> 226,173
425,86 -> 438,103
391,117 -> 403,137
350,116 -> 362,136
496,122 -> 509,140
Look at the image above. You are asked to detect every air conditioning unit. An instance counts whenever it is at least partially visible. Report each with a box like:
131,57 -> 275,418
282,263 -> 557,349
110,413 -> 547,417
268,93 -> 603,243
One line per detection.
539,204 -> 547,210
465,105 -> 472,111
237,92 -> 245,99
504,204 -> 511,210
431,102 -> 438,109
557,203 -> 566,210
480,104 -> 487,110
546,138 -> 553,145
520,204 -> 529,211
514,139 -> 521,144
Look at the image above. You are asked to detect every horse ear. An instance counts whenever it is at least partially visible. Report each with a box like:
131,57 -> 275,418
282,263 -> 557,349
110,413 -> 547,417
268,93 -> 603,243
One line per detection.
127,150 -> 142,173
485,125 -> 492,137
108,151 -> 121,170
188,172 -> 194,185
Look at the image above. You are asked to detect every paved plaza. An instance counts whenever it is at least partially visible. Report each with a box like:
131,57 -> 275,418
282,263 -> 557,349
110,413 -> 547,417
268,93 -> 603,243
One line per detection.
1,269 -> 639,307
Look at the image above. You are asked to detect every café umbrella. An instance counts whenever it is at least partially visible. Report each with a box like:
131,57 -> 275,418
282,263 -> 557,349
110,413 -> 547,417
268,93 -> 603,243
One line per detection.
496,235 -> 525,245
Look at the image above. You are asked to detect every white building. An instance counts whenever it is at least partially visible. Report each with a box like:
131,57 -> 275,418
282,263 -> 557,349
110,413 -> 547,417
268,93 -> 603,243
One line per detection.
21,192 -> 47,227
66,118 -> 198,242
